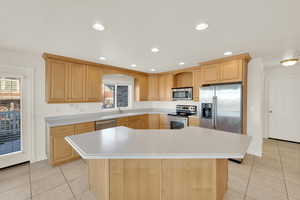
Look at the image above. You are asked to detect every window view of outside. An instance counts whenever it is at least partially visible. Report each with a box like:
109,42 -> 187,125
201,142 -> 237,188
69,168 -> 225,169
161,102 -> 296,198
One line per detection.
117,85 -> 129,107
0,78 -> 21,155
103,84 -> 129,109
103,84 -> 115,109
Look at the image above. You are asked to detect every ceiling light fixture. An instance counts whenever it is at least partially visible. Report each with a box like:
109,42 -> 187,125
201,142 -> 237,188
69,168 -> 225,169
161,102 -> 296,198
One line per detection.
179,62 -> 185,65
98,56 -> 107,61
151,48 -> 160,53
92,23 -> 105,31
224,51 -> 233,56
131,64 -> 137,67
280,58 -> 299,67
195,23 -> 208,31
150,68 -> 156,72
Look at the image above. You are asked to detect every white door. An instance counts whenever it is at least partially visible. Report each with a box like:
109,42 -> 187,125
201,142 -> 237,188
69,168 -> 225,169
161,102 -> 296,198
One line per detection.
268,78 -> 300,142
0,67 -> 33,168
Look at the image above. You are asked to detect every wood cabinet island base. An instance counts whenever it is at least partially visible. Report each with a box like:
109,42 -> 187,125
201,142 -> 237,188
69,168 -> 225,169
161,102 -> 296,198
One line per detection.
88,158 -> 228,200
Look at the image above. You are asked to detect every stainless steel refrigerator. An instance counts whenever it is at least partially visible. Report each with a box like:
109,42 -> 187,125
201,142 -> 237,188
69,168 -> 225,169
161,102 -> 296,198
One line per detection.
200,83 -> 242,134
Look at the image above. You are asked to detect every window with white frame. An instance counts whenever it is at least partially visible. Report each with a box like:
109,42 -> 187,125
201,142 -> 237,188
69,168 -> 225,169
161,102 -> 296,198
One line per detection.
103,84 -> 130,109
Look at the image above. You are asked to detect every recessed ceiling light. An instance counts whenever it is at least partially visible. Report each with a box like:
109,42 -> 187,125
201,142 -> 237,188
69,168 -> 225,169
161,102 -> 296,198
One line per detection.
151,48 -> 160,53
98,56 -> 107,61
150,68 -> 156,72
224,51 -> 233,56
131,64 -> 137,67
179,62 -> 185,65
92,23 -> 105,31
195,23 -> 208,31
280,58 -> 299,66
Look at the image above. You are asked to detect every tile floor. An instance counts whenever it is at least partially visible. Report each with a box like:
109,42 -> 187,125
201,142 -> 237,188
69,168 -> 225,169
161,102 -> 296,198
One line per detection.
0,139 -> 299,200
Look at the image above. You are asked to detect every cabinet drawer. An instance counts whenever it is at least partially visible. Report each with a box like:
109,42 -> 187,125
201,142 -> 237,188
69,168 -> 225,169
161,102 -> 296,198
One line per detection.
51,125 -> 74,136
75,122 -> 95,134
117,117 -> 129,123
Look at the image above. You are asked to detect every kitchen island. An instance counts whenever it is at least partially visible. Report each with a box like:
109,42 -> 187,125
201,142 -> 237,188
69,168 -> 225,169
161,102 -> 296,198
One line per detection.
65,126 -> 251,200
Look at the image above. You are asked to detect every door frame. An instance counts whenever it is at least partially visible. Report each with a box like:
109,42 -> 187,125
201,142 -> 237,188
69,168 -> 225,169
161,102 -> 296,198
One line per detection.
0,65 -> 34,168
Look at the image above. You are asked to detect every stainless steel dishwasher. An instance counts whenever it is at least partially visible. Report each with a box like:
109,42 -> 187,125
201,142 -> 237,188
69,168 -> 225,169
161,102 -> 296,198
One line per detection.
95,119 -> 117,130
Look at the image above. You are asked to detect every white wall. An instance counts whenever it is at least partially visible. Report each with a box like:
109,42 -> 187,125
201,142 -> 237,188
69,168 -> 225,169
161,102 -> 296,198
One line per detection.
246,58 -> 265,156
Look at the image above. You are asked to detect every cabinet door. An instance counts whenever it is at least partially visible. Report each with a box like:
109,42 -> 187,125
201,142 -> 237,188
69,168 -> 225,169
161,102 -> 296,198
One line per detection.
193,70 -> 202,101
46,59 -> 68,103
189,117 -> 200,127
165,74 -> 174,101
86,65 -> 102,102
135,76 -> 149,101
158,75 -> 166,101
201,64 -> 220,84
148,75 -> 159,101
50,125 -> 75,165
149,114 -> 160,129
159,114 -> 169,129
219,60 -> 243,82
67,63 -> 86,102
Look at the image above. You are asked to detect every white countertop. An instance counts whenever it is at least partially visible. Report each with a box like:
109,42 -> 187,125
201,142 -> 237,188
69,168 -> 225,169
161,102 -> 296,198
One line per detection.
45,108 -> 173,127
65,126 -> 251,159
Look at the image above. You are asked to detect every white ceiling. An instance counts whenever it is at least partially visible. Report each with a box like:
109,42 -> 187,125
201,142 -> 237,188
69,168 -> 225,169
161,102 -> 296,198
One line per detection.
0,0 -> 299,72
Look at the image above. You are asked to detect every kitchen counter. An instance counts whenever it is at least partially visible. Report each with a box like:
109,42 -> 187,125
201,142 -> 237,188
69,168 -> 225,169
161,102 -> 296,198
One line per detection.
45,108 -> 173,127
65,126 -> 251,159
66,126 -> 250,200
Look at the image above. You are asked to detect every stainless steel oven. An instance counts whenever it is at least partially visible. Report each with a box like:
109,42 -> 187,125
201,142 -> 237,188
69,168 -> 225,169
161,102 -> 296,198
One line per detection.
172,87 -> 193,101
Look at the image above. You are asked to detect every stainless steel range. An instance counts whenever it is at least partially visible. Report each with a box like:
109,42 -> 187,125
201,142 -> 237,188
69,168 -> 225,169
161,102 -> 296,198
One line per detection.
168,105 -> 197,129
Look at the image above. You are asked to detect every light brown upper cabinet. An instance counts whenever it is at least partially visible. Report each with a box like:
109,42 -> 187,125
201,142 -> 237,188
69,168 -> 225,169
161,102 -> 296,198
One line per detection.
201,64 -> 220,84
193,70 -> 202,101
45,59 -> 103,103
86,65 -> 103,102
67,63 -> 86,102
135,75 -> 149,101
158,73 -> 173,101
174,72 -> 193,88
201,60 -> 244,85
46,59 -> 69,103
219,60 -> 243,83
148,74 -> 159,101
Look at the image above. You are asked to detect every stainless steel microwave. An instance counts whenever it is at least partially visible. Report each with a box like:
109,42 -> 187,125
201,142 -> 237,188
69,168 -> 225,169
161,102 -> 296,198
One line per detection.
172,87 -> 193,101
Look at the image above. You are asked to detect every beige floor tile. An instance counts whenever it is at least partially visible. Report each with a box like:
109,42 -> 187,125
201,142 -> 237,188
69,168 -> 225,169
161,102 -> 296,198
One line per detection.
69,175 -> 89,198
228,174 -> 248,194
0,165 -> 30,193
223,188 -> 244,200
31,167 -> 66,196
0,163 -> 29,178
249,172 -> 286,193
75,190 -> 97,200
30,160 -> 60,182
246,184 -> 288,200
32,184 -> 74,200
286,180 -> 300,200
277,141 -> 300,150
0,183 -> 30,200
59,159 -> 87,182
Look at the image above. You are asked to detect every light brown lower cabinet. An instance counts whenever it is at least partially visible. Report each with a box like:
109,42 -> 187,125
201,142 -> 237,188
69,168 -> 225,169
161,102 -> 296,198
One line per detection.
149,114 -> 160,129
49,122 -> 95,165
88,159 -> 228,200
50,114 -> 167,166
188,116 -> 200,127
159,114 -> 169,129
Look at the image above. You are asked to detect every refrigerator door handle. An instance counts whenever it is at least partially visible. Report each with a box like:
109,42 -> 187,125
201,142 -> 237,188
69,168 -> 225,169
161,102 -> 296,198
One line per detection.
213,96 -> 217,129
